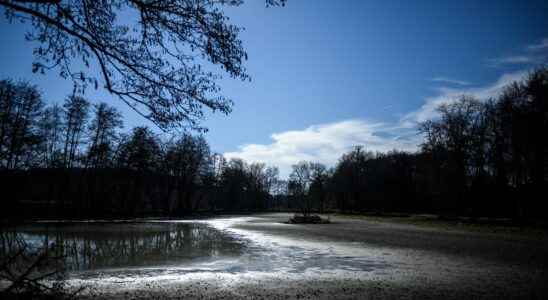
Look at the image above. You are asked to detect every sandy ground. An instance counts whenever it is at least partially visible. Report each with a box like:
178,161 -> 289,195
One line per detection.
75,213 -> 548,299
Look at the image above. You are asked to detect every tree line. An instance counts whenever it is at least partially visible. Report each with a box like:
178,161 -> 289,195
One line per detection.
288,68 -> 547,220
1,67 -> 547,220
0,79 -> 281,218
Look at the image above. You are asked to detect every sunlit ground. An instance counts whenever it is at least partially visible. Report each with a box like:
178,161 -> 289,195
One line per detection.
4,214 -> 548,299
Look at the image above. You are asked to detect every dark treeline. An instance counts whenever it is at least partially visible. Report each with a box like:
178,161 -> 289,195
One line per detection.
288,68 -> 547,220
0,79 -> 282,218
1,68 -> 547,220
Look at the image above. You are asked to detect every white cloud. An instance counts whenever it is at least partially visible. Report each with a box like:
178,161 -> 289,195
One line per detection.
431,77 -> 470,86
224,70 -> 529,178
225,36 -> 546,178
224,120 -> 420,177
402,70 -> 527,125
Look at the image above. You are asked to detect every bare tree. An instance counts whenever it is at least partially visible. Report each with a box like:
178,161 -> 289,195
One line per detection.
37,103 -> 63,167
420,96 -> 484,215
62,95 -> 90,168
264,166 -> 280,195
309,162 -> 327,213
163,134 -> 210,214
289,161 -> 312,216
0,80 -> 44,169
115,126 -> 160,172
0,0 -> 285,130
86,102 -> 123,168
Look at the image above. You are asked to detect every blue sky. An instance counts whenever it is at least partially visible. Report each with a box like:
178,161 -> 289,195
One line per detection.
1,0 -> 548,176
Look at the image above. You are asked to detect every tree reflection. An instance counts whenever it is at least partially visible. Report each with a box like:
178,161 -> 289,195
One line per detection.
1,223 -> 244,271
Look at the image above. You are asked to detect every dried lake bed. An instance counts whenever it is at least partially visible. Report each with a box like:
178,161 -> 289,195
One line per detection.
3,213 -> 548,299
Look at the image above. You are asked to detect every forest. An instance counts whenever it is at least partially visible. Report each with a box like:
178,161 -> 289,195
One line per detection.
1,68 -> 547,220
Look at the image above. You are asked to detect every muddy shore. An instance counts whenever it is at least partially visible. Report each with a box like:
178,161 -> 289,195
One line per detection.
57,213 -> 548,299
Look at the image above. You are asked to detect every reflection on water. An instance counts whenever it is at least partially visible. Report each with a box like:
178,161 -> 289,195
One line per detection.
2,217 -> 534,299
1,218 -> 391,285
1,222 -> 244,272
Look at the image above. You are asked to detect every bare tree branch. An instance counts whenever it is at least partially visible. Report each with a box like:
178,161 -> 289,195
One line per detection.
0,0 -> 285,131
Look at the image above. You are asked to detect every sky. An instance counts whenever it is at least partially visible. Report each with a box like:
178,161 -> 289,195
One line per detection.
1,0 -> 548,177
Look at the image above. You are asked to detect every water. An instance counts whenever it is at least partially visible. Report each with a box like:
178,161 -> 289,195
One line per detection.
1,221 -> 244,272
1,216 -> 536,298
1,217 -> 391,283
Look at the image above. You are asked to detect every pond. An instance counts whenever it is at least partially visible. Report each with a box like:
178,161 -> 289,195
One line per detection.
1,221 -> 245,273
1,215 -> 543,299
1,217 -> 392,281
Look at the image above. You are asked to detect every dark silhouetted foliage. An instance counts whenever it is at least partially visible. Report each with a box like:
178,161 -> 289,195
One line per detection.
0,0 -> 285,130
0,67 -> 547,220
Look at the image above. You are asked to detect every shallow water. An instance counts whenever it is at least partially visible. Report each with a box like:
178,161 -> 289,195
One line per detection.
3,215 -> 541,298
1,217 -> 392,283
2,222 -> 244,272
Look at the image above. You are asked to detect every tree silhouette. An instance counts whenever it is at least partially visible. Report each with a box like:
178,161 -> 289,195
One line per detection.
419,96 -> 484,215
309,162 -> 328,213
163,134 -> 210,214
0,0 -> 285,130
289,161 -> 312,216
37,103 -> 63,168
115,126 -> 160,172
0,80 -> 44,169
0,67 -> 545,220
86,102 -> 123,168
61,95 -> 90,168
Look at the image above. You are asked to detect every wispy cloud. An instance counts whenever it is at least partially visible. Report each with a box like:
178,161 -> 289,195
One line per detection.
224,120 -> 420,177
402,71 -> 527,125
489,55 -> 535,65
489,37 -> 548,66
431,77 -> 471,86
527,38 -> 548,51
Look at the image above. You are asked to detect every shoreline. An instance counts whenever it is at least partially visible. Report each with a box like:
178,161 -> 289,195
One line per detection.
63,213 -> 548,299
